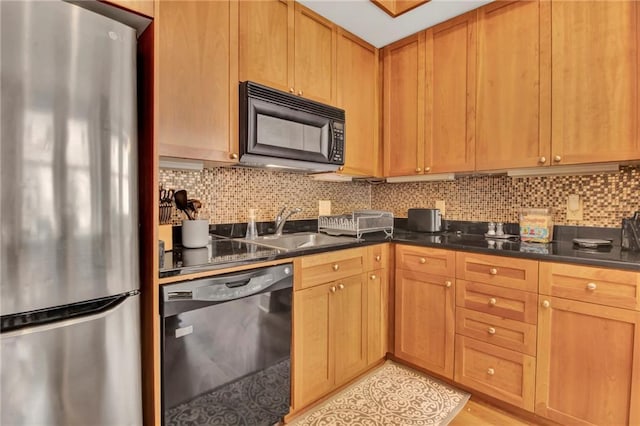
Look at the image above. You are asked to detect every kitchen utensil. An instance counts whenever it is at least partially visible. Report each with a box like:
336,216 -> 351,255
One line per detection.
187,199 -> 202,219
572,238 -> 613,249
407,208 -> 442,232
174,190 -> 194,220
181,219 -> 209,248
160,188 -> 174,204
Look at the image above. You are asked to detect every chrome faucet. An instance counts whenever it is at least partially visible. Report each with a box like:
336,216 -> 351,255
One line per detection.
274,207 -> 302,236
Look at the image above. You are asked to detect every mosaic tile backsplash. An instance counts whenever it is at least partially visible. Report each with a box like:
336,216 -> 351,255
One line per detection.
160,166 -> 639,228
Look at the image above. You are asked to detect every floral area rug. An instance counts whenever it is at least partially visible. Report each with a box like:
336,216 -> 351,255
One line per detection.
290,361 -> 470,426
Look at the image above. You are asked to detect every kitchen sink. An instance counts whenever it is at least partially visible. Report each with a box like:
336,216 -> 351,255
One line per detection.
236,232 -> 358,252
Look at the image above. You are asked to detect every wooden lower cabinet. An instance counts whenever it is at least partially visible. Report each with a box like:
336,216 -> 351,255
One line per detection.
535,296 -> 640,425
367,268 -> 388,364
395,268 -> 455,379
455,336 -> 536,411
293,274 -> 366,409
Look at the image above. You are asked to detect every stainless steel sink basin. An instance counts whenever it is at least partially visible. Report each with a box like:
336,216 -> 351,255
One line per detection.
236,232 -> 358,251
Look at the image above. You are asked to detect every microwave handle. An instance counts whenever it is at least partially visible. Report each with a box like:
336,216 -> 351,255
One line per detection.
328,121 -> 336,160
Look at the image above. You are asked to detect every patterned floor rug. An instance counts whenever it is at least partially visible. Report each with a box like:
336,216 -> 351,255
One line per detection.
290,361 -> 470,426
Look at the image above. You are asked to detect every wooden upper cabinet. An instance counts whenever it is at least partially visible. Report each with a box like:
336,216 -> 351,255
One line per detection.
337,30 -> 380,177
383,33 -> 426,177
551,1 -> 640,165
103,0 -> 154,17
476,1 -> 551,171
294,3 -> 337,105
239,0 -> 337,105
425,11 -> 477,173
157,1 -> 239,163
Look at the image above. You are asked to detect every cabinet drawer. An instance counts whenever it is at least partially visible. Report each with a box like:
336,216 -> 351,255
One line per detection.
456,252 -> 538,292
539,262 -> 640,310
457,280 -> 538,324
396,245 -> 456,277
455,336 -> 535,412
456,308 -> 536,356
366,244 -> 390,272
299,247 -> 365,289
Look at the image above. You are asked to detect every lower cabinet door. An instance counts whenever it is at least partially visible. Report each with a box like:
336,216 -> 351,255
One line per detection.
293,283 -> 335,409
334,274 -> 368,385
455,336 -> 535,411
536,296 -> 640,425
395,269 -> 455,378
366,268 -> 388,365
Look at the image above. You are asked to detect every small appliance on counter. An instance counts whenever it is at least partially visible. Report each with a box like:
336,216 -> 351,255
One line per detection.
407,208 -> 443,233
621,211 -> 640,252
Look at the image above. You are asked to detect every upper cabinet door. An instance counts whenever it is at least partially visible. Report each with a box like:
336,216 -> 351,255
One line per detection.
104,0 -> 153,17
383,33 -> 426,177
425,11 -> 477,173
476,1 -> 551,171
337,30 -> 379,177
157,1 -> 239,163
294,4 -> 337,105
239,0 -> 291,93
551,1 -> 640,165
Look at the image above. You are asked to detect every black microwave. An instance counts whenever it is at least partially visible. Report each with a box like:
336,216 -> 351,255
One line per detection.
239,81 -> 345,173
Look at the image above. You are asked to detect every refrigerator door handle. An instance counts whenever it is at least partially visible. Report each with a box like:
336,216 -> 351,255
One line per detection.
1,291 -> 138,339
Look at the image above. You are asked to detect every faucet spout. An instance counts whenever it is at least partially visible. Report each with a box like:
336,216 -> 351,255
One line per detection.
274,207 -> 302,236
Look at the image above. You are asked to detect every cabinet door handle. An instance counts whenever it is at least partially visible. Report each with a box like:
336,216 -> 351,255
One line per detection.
370,274 -> 377,280
298,90 -> 303,96
415,167 -> 422,173
489,298 -> 497,306
554,155 -> 562,162
487,368 -> 495,376
419,258 -> 426,264
586,282 -> 597,291
542,300 -> 550,308
487,327 -> 496,335
338,283 -> 344,290
425,166 -> 431,172
229,152 -> 238,160
375,255 -> 381,262
489,268 -> 498,275
332,264 -> 340,271
289,88 -> 295,93
445,281 -> 452,288
330,286 -> 336,293
539,156 -> 546,164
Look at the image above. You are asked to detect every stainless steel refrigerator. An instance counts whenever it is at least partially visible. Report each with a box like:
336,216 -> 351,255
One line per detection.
1,1 -> 142,424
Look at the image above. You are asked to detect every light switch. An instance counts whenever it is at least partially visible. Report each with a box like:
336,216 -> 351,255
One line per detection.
319,200 -> 331,216
566,194 -> 583,221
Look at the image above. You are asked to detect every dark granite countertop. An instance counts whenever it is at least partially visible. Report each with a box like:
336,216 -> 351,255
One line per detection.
159,220 -> 640,279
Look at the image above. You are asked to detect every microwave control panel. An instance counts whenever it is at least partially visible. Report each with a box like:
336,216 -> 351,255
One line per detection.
331,122 -> 345,164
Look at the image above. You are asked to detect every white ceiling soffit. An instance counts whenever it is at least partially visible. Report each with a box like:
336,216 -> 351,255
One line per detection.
298,0 -> 493,48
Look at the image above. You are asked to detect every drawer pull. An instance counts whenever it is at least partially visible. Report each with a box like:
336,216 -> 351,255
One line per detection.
487,368 -> 495,376
489,268 -> 498,275
586,282 -> 597,291
419,258 -> 426,264
488,298 -> 497,306
332,264 -> 340,271
487,327 -> 496,335
370,274 -> 377,280
330,286 -> 336,293
338,283 -> 345,290
542,300 -> 550,308
375,255 -> 381,262
445,281 -> 452,288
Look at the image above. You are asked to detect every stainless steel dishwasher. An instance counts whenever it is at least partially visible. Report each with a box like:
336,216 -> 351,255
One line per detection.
161,263 -> 293,426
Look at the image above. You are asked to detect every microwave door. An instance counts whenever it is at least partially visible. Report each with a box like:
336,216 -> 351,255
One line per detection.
246,98 -> 331,163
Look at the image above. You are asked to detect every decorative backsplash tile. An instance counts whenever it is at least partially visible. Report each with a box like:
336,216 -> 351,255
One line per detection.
159,167 -> 371,224
371,166 -> 639,228
159,166 -> 639,228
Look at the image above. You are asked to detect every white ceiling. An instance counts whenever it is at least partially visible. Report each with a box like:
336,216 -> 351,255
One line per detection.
297,0 -> 493,48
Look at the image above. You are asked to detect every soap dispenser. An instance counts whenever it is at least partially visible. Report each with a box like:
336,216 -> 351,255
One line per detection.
246,209 -> 258,239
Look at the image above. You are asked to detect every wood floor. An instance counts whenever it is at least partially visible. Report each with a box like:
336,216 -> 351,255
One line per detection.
450,397 -> 542,425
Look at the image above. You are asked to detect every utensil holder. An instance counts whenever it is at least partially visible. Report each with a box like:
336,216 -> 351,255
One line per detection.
181,219 -> 209,248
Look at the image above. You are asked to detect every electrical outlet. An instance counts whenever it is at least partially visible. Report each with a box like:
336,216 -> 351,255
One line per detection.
435,200 -> 446,217
566,194 -> 583,221
319,200 -> 331,216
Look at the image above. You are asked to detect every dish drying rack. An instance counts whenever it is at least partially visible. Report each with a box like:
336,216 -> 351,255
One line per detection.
318,210 -> 394,238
